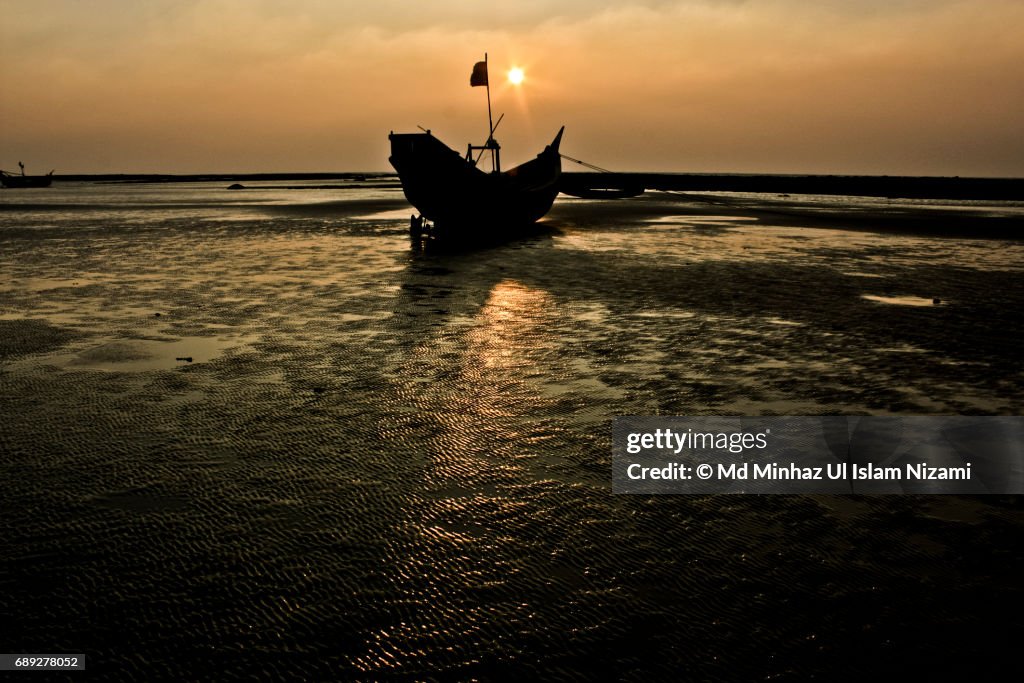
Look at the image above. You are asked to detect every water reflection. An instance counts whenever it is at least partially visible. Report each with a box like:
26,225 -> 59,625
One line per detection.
470,280 -> 554,370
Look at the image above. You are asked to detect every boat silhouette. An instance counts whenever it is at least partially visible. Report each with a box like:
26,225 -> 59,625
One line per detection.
1,162 -> 54,188
389,127 -> 563,233
389,54 -> 563,238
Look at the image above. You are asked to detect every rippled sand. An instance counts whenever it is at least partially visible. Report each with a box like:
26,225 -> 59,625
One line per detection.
2,186 -> 1023,679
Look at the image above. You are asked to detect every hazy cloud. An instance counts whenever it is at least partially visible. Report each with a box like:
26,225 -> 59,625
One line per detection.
1,0 -> 1021,174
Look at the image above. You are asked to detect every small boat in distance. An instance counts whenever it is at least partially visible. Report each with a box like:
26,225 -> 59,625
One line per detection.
389,54 -> 563,238
1,162 -> 54,188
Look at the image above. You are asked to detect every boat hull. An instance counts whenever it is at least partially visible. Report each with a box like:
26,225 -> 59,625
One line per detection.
389,128 -> 563,232
1,173 -> 53,188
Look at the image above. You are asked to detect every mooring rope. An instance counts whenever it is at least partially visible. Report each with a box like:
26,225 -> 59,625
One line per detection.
559,153 -> 615,174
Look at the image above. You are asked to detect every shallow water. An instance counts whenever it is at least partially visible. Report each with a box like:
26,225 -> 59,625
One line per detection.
2,181 -> 1023,679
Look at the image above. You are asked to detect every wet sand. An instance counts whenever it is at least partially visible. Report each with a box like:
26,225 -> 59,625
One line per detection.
2,187 -> 1023,680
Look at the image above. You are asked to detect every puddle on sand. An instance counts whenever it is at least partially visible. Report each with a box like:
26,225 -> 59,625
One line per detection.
646,215 -> 756,226
356,208 -> 416,222
21,335 -> 255,372
862,294 -> 944,307
763,317 -> 803,327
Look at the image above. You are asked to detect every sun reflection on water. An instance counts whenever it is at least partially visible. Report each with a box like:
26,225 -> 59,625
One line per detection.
469,279 -> 554,369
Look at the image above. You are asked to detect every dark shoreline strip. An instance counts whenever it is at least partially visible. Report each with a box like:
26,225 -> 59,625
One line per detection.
559,172 -> 1024,201
41,172 -> 1023,201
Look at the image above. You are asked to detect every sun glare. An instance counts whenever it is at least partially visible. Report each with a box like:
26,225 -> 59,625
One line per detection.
508,67 -> 525,85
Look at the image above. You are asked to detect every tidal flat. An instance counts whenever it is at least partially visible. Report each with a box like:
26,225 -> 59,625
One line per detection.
2,181 -> 1023,680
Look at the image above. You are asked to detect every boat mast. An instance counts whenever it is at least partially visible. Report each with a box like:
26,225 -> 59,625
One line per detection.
467,53 -> 501,172
484,53 -> 500,173
479,53 -> 499,174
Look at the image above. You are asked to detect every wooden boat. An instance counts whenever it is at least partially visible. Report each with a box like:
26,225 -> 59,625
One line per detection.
389,54 -> 563,237
389,126 -> 563,231
1,163 -> 53,188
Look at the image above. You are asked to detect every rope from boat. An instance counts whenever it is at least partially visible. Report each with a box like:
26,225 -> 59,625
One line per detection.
559,153 -> 614,174
475,113 -> 506,167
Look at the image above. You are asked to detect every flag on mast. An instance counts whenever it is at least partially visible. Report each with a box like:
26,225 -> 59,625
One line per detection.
470,60 -> 488,87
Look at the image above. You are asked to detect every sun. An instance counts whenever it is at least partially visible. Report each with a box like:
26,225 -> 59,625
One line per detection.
508,67 -> 525,85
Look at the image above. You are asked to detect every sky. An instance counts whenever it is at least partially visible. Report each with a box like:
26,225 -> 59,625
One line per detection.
2,0 -> 1022,176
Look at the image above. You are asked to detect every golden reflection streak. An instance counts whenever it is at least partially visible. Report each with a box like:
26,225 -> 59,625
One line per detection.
469,279 -> 553,369
358,280 -> 557,673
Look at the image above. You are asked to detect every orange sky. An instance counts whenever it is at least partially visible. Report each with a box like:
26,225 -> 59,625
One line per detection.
2,0 -> 1022,176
